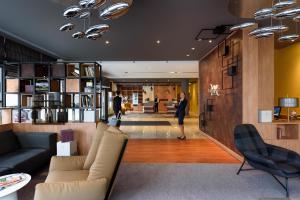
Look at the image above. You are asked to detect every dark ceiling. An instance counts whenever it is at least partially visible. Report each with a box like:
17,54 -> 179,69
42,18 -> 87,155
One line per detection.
0,0 -> 241,61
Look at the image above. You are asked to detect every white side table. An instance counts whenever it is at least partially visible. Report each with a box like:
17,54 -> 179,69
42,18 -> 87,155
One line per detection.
0,173 -> 31,200
57,141 -> 77,156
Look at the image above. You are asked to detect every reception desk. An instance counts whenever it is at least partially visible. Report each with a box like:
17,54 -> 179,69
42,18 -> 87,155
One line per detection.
259,120 -> 300,154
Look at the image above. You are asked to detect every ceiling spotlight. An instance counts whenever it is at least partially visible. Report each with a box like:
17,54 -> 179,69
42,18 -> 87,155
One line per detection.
208,40 -> 213,43
156,40 -> 161,44
278,34 -> 299,42
191,47 -> 195,50
59,23 -> 75,31
99,2 -> 130,20
63,5 -> 81,18
230,22 -> 256,31
105,40 -> 110,44
186,54 -> 190,57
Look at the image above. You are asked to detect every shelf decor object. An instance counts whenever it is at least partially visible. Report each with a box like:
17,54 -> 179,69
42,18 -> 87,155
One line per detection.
230,0 -> 300,43
59,0 -> 133,40
3,61 -> 104,124
279,97 -> 299,122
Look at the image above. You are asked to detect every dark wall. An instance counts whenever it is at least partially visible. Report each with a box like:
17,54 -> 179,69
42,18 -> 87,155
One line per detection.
0,35 -> 56,63
199,32 -> 242,153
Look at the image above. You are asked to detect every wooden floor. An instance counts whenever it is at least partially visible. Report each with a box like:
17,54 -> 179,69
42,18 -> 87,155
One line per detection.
123,139 -> 240,163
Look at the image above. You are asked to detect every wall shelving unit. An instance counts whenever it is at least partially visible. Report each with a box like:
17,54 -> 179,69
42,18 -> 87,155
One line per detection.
2,61 -> 104,124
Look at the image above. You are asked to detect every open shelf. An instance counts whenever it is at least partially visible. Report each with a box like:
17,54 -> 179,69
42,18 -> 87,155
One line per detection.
3,61 -> 103,124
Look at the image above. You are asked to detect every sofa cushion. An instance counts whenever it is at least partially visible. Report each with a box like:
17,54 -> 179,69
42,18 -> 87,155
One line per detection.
83,122 -> 109,170
87,130 -> 127,186
0,167 -> 11,176
0,130 -> 20,155
0,149 -> 49,173
46,170 -> 89,183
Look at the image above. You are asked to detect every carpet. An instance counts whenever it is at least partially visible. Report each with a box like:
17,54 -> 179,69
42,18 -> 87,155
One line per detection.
120,121 -> 171,126
110,164 -> 300,200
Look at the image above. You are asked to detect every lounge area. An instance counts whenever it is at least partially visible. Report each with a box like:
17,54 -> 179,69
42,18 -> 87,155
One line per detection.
0,0 -> 300,200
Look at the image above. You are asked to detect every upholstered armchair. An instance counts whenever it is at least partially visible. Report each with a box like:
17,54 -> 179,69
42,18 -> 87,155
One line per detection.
34,124 -> 128,200
234,124 -> 300,198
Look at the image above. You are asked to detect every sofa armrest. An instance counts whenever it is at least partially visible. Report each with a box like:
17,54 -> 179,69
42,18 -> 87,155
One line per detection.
49,156 -> 87,171
15,132 -> 57,155
34,179 -> 107,200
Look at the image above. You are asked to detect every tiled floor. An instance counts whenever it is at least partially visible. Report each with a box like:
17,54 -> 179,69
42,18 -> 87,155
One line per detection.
114,112 -> 205,139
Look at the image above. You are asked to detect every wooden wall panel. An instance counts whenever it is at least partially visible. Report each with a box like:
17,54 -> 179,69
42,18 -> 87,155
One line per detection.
199,32 -> 243,153
12,123 -> 97,155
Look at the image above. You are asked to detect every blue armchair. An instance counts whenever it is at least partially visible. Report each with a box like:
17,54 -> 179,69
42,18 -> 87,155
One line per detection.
234,124 -> 300,197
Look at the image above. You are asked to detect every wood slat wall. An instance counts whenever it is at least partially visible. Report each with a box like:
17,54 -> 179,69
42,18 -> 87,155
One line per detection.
199,32 -> 243,153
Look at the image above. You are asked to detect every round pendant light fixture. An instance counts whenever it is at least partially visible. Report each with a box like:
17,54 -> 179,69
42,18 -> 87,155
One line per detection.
254,8 -> 274,17
85,24 -> 110,35
99,2 -> 130,20
63,5 -> 81,18
72,31 -> 85,39
278,34 -> 300,42
87,32 -> 102,40
59,0 -> 133,40
274,7 -> 300,19
255,13 -> 274,20
231,0 -> 300,42
59,23 -> 75,31
79,11 -> 91,19
254,32 -> 274,38
230,22 -> 256,31
293,15 -> 300,21
273,0 -> 297,10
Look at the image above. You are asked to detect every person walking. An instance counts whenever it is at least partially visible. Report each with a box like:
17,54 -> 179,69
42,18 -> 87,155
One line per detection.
176,92 -> 188,140
113,91 -> 122,118
154,95 -> 159,113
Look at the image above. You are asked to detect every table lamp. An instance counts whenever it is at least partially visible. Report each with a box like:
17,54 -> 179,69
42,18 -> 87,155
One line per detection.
279,97 -> 299,122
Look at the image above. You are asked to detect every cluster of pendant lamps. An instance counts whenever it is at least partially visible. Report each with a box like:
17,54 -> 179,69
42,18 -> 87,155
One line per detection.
59,0 -> 132,40
230,0 -> 300,42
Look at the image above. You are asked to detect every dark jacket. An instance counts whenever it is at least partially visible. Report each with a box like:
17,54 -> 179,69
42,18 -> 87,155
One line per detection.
113,96 -> 122,113
175,99 -> 187,117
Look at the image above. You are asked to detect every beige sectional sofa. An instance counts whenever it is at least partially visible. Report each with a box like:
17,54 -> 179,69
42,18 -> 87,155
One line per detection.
34,123 -> 128,200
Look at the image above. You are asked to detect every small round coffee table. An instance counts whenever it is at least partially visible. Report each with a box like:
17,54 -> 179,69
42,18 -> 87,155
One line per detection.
0,174 -> 31,200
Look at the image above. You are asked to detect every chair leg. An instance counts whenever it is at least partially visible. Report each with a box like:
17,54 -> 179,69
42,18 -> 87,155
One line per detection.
285,177 -> 289,198
237,160 -> 246,175
271,174 -> 289,198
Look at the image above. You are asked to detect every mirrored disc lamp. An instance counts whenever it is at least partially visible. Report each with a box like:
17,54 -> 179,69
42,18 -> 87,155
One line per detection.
59,0 -> 133,40
230,0 -> 300,43
279,97 -> 299,122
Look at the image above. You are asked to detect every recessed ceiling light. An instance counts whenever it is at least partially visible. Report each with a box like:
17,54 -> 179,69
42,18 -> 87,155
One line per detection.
156,40 -> 161,44
186,54 -> 190,57
191,47 -> 195,50
105,40 -> 110,44
209,40 -> 213,43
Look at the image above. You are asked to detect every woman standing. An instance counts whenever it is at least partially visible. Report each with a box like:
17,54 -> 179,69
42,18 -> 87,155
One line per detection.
176,92 -> 188,140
